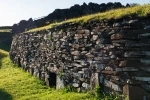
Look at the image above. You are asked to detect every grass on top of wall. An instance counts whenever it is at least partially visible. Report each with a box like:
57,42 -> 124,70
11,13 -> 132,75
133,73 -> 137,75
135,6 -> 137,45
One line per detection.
28,4 -> 150,32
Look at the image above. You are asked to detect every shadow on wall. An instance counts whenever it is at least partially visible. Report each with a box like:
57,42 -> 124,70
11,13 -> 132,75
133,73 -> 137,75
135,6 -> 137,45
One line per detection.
0,89 -> 12,100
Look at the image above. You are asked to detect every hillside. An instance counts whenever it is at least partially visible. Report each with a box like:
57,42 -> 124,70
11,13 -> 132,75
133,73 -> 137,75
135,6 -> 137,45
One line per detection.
0,26 -> 12,33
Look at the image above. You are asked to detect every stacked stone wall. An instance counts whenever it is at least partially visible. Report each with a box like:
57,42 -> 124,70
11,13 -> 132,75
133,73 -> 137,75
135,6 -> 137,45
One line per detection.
10,17 -> 150,100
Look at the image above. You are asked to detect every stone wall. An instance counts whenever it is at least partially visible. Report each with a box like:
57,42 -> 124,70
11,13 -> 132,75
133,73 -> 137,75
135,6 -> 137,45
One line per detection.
10,17 -> 150,100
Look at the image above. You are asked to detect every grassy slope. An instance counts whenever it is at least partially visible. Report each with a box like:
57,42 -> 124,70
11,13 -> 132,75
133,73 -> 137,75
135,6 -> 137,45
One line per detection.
0,26 -> 12,33
0,29 -> 11,33
28,4 -> 150,32
0,50 -> 94,100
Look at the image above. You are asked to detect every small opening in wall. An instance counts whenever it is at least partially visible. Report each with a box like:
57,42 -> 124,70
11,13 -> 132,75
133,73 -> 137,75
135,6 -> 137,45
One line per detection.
18,57 -> 21,66
49,72 -> 56,88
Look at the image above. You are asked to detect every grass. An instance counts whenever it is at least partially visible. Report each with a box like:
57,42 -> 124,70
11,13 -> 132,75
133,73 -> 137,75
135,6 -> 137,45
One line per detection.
0,26 -> 12,33
0,49 -> 95,100
28,4 -> 150,32
0,29 -> 12,33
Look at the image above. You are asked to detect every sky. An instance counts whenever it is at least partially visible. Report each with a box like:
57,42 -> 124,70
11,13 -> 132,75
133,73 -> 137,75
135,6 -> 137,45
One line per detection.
0,0 -> 149,26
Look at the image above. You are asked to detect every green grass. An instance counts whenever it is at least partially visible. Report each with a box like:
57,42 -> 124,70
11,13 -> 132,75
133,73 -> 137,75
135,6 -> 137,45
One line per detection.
0,50 -> 95,100
28,4 -> 150,32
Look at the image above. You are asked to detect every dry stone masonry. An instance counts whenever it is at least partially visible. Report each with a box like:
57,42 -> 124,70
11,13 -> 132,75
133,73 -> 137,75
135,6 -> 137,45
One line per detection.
10,17 -> 150,100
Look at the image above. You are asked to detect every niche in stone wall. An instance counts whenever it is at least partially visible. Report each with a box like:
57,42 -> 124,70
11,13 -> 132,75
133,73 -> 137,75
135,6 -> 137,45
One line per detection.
46,72 -> 56,88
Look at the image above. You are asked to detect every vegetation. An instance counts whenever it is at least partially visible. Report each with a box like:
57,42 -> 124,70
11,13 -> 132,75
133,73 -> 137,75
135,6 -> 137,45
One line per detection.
0,29 -> 12,33
28,4 -> 150,32
0,26 -> 12,33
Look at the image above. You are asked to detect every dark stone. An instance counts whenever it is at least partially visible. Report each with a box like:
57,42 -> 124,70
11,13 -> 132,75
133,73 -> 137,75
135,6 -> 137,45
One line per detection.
12,18 -> 36,34
34,2 -> 124,27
